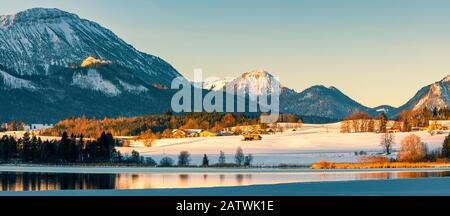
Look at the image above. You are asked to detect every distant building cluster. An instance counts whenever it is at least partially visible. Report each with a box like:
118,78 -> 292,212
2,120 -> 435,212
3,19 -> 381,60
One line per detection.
429,120 -> 450,130
1,123 -> 53,131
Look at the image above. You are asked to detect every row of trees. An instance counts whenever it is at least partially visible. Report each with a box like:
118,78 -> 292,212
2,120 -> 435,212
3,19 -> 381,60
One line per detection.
0,132 -> 115,164
340,112 -> 388,133
378,132 -> 450,162
0,121 -> 26,132
0,131 -> 256,167
154,147 -> 254,167
341,107 -> 450,133
41,113 -> 303,145
397,107 -> 450,132
42,113 -> 261,138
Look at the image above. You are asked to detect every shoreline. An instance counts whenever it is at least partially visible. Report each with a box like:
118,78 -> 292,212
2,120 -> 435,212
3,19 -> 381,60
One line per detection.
2,177 -> 450,196
2,164 -> 450,174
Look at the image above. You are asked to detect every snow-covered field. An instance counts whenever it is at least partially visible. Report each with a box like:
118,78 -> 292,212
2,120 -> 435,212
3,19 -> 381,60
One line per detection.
116,123 -> 448,166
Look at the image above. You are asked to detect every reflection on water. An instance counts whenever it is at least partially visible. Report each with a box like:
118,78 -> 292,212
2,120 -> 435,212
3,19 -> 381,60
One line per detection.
1,170 -> 450,192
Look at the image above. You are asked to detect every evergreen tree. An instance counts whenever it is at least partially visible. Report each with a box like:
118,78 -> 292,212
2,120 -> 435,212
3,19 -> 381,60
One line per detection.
78,134 -> 84,162
7,136 -> 18,161
68,134 -> 77,163
376,113 -> 388,133
0,135 -> 7,162
442,134 -> 450,158
244,154 -> 254,166
202,154 -> 209,167
97,132 -> 114,162
30,135 -> 39,162
433,107 -> 439,118
59,132 -> 70,162
21,132 -> 32,162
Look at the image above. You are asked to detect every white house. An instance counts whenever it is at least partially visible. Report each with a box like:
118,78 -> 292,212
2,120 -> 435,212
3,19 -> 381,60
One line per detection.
24,124 -> 54,131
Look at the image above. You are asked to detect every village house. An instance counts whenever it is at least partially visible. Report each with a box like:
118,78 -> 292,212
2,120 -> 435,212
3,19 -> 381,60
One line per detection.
171,129 -> 187,138
198,130 -> 218,137
115,136 -> 151,147
184,129 -> 203,137
25,124 -> 54,131
170,129 -> 218,138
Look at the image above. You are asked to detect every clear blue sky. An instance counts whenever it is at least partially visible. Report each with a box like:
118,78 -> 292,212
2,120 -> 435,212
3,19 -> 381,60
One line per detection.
1,0 -> 450,107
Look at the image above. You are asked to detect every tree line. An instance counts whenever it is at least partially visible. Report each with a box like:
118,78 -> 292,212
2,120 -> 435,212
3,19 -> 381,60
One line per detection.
340,112 -> 388,133
40,112 -> 301,139
157,147 -> 254,167
341,107 -> 450,133
397,107 -> 450,132
41,112 -> 260,138
0,132 -> 116,164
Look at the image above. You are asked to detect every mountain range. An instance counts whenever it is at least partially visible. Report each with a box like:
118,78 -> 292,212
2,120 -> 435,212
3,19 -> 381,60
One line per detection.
0,8 -> 181,123
201,71 -> 450,119
1,8 -> 449,123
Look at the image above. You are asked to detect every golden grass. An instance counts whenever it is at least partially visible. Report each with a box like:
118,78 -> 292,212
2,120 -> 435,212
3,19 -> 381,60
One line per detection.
311,160 -> 450,169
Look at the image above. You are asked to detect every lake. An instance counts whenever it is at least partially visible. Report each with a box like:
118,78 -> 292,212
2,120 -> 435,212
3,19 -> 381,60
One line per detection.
1,169 -> 450,192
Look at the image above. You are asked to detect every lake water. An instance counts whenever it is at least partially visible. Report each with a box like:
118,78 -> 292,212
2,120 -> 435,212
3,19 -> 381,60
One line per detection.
1,170 -> 450,192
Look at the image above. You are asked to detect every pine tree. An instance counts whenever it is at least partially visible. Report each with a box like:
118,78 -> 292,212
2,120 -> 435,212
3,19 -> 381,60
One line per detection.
7,136 -> 18,161
376,113 -> 388,133
78,134 -> 84,162
97,132 -> 114,162
30,135 -> 39,162
244,154 -> 254,166
0,135 -> 7,162
59,132 -> 70,162
21,132 -> 32,162
202,154 -> 209,167
442,134 -> 450,158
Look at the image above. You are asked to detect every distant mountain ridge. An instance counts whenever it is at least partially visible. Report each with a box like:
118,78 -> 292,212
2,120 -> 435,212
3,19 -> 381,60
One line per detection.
389,75 -> 450,117
1,8 -> 449,123
201,70 -> 375,119
0,8 -> 181,85
0,8 -> 182,123
201,70 -> 450,120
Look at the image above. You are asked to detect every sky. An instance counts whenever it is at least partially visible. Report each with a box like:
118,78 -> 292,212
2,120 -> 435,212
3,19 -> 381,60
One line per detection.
1,0 -> 450,107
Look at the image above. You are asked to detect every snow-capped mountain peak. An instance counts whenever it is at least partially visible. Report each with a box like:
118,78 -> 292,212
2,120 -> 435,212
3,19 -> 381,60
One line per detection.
0,8 -> 181,85
229,69 -> 282,96
201,78 -> 231,91
392,75 -> 450,116
440,75 -> 450,83
0,8 -> 184,123
199,69 -> 282,96
8,8 -> 79,24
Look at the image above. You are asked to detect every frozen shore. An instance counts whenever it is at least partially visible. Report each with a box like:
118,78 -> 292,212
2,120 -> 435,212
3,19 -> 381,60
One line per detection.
1,164 -> 450,174
3,177 -> 450,196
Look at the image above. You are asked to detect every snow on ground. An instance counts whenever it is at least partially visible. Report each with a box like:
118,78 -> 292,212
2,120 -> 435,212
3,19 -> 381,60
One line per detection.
116,123 -> 449,166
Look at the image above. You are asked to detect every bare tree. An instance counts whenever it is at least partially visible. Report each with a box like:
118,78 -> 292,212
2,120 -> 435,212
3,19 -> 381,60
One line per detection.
397,134 -> 428,162
218,151 -> 226,165
235,147 -> 245,166
177,151 -> 191,166
380,132 -> 395,155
